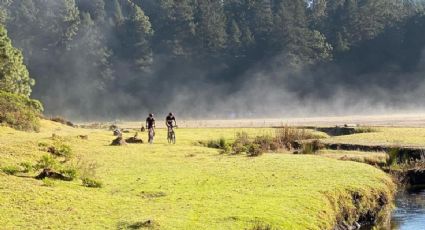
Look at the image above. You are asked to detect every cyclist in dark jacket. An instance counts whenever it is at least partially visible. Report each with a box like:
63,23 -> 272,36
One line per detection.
165,112 -> 177,128
146,113 -> 155,144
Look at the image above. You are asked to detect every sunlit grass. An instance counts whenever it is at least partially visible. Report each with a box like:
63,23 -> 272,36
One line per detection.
319,150 -> 388,166
0,121 -> 394,229
325,127 -> 425,147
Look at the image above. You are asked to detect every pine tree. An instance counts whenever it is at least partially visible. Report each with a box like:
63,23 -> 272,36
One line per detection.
194,0 -> 227,54
127,3 -> 153,70
0,25 -> 34,96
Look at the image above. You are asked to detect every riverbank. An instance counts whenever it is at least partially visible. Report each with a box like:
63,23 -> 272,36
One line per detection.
0,120 -> 395,229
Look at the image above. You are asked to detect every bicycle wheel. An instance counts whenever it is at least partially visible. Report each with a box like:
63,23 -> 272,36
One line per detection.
171,131 -> 176,144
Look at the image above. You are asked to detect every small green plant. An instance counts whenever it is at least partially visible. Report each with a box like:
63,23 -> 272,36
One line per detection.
1,165 -> 21,175
41,178 -> 55,187
19,162 -> 33,173
35,154 -> 58,170
82,177 -> 103,188
49,141 -> 73,160
60,166 -> 78,181
200,137 -> 228,149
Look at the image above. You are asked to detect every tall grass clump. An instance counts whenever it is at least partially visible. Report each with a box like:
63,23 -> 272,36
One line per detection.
1,165 -> 21,175
355,127 -> 379,134
300,140 -> 324,154
200,127 -> 325,157
275,126 -> 321,149
0,90 -> 43,131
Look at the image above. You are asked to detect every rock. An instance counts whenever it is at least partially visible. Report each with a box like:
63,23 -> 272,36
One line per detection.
113,129 -> 122,136
111,136 -> 127,146
77,135 -> 88,140
35,168 -> 71,181
125,132 -> 143,144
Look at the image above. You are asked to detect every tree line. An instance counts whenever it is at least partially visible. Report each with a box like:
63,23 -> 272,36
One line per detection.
1,0 -> 425,119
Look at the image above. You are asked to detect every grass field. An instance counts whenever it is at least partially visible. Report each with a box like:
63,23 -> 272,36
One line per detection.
325,127 -> 425,147
0,121 -> 395,229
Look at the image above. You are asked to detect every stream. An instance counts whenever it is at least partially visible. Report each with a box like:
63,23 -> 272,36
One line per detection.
390,188 -> 425,229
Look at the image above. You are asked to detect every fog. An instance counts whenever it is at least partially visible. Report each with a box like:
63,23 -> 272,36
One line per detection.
3,0 -> 425,121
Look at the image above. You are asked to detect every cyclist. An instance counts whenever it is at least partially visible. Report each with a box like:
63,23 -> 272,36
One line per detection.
146,113 -> 155,144
165,112 -> 177,128
166,113 -> 177,143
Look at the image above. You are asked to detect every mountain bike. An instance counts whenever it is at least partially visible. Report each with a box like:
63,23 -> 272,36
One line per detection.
148,127 -> 155,144
167,125 -> 176,144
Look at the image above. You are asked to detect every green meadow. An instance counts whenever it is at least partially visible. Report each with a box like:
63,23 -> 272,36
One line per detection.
0,121 -> 394,229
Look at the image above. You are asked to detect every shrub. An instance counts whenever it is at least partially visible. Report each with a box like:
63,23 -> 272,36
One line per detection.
82,177 -> 103,188
60,166 -> 78,181
247,143 -> 263,157
253,135 -> 275,152
1,165 -> 21,175
235,132 -> 250,145
231,142 -> 247,154
47,140 -> 73,161
35,154 -> 58,170
0,90 -> 43,131
275,126 -> 320,148
199,137 -> 228,149
301,140 -> 323,154
76,158 -> 98,179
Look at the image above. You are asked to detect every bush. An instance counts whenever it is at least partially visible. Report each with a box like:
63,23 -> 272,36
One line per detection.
46,140 -> 73,161
0,90 -> 43,131
199,137 -> 228,150
35,154 -> 58,170
301,140 -> 324,154
253,135 -> 275,152
275,126 -> 319,148
231,142 -> 247,155
1,165 -> 21,175
82,177 -> 103,188
60,166 -> 78,181
247,143 -> 263,157
76,158 -> 98,179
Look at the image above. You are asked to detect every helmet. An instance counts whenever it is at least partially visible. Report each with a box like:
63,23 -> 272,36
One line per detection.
169,112 -> 173,116
149,113 -> 153,117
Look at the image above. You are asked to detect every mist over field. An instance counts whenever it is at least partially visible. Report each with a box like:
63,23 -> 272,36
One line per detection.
2,0 -> 425,120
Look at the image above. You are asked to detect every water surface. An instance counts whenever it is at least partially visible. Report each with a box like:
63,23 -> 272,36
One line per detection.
391,189 -> 425,229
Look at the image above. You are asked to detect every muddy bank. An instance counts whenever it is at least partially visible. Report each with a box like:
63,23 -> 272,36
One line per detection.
316,127 -> 357,136
332,192 -> 393,230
